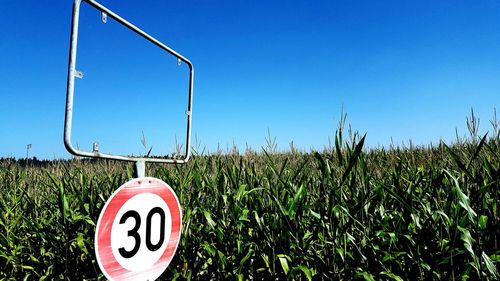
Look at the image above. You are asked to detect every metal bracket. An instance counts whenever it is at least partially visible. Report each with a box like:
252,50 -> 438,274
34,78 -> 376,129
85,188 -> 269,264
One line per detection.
74,69 -> 84,79
93,142 -> 99,152
101,11 -> 107,23
64,0 -> 194,164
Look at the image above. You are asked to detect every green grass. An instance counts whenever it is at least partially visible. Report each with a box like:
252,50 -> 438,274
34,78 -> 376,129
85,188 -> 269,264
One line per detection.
0,120 -> 499,280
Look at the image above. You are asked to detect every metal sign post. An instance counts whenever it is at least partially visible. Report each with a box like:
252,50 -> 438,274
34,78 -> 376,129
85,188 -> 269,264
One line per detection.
64,0 -> 194,165
64,1 -> 194,280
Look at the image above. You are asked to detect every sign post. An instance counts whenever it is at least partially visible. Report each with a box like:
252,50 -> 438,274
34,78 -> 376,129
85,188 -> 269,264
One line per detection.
64,0 -> 194,164
64,1 -> 194,280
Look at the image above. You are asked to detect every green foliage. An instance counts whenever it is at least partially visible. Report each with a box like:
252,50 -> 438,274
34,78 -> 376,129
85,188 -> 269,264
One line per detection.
0,127 -> 498,280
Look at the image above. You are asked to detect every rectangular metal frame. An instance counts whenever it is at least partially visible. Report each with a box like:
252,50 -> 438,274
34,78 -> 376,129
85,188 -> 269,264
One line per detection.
64,0 -> 194,163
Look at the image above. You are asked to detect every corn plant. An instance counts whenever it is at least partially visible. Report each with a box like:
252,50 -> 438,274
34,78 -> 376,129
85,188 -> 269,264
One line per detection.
0,116 -> 498,280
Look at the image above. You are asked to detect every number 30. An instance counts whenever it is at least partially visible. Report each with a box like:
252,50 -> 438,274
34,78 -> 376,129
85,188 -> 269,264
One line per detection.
118,207 -> 166,258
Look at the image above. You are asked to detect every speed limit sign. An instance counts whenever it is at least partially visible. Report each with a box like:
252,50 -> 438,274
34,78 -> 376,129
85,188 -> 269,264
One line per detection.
95,177 -> 182,280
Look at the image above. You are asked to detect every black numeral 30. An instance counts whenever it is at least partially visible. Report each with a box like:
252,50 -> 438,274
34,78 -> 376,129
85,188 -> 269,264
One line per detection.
118,208 -> 166,258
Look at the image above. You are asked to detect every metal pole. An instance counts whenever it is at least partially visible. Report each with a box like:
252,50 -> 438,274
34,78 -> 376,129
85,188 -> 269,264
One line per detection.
63,0 -> 82,157
134,160 -> 146,178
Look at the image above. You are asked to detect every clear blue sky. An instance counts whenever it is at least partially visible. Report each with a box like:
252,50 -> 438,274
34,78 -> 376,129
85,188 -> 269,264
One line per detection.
1,0 -> 499,159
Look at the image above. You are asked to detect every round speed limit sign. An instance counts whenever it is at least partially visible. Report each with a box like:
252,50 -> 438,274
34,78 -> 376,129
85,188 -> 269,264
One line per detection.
95,177 -> 182,280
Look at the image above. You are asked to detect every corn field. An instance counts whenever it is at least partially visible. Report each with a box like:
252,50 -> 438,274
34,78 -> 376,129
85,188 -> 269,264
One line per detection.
0,121 -> 499,280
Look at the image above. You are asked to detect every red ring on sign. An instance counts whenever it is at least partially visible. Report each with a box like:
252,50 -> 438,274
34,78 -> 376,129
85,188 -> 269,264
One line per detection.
95,177 -> 181,280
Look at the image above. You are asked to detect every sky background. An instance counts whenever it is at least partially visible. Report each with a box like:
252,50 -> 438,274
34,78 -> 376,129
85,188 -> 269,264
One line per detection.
0,0 -> 499,159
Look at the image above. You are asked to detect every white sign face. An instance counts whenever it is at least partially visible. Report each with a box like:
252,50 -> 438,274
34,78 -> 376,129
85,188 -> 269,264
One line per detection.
95,177 -> 182,281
